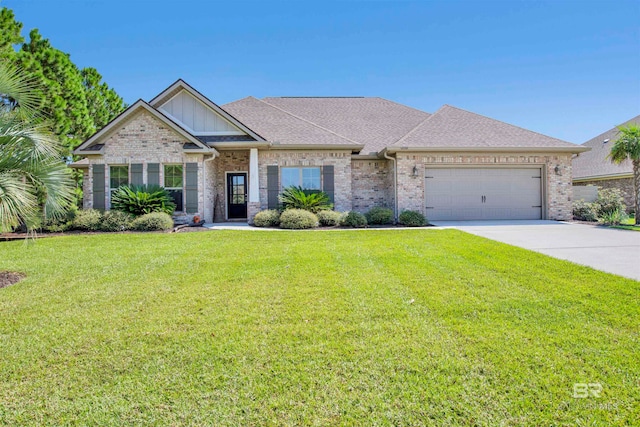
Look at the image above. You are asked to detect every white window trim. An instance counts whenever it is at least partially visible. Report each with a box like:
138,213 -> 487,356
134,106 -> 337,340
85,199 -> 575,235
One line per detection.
164,164 -> 185,212
108,165 -> 129,207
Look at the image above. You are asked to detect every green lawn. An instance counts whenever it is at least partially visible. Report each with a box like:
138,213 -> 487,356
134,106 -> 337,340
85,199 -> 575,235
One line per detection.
0,230 -> 638,425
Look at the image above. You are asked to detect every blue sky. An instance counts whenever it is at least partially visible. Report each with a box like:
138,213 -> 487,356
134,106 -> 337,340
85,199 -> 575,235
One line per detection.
5,0 -> 640,143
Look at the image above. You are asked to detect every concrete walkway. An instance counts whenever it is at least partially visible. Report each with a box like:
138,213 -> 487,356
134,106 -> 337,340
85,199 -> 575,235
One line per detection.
430,220 -> 640,281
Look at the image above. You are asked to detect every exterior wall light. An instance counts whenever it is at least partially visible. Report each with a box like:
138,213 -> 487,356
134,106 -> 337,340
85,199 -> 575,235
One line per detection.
554,165 -> 562,176
412,166 -> 419,177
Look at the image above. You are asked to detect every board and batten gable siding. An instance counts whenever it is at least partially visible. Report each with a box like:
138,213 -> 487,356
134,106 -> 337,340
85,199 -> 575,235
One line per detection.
256,150 -> 353,212
81,110 -> 207,216
159,90 -> 243,135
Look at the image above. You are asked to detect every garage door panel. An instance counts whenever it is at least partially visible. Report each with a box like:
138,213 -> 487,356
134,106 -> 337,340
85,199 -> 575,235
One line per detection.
424,167 -> 542,221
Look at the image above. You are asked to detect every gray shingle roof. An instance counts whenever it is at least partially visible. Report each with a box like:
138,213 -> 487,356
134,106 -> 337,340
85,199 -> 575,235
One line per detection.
222,97 -> 362,148
394,105 -> 578,149
572,115 -> 640,180
260,97 -> 430,154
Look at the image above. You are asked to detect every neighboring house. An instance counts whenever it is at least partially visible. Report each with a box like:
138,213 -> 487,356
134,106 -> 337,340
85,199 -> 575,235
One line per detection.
71,80 -> 587,223
572,115 -> 640,209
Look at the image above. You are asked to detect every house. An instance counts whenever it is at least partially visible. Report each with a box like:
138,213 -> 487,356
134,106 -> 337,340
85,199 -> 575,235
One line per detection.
572,115 -> 640,209
71,80 -> 588,223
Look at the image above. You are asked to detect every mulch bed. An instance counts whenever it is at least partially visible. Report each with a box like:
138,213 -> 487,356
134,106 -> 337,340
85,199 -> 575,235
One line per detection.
0,271 -> 25,289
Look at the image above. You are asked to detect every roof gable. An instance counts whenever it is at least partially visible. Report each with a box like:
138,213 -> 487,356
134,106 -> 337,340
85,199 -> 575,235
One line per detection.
392,105 -> 583,151
73,100 -> 215,154
573,114 -> 640,179
149,79 -> 265,141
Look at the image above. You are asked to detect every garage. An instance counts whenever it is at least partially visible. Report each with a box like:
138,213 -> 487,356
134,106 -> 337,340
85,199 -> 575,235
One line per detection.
424,167 -> 542,220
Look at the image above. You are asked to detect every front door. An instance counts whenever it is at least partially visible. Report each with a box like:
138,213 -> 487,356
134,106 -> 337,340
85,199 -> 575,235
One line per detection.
227,173 -> 248,219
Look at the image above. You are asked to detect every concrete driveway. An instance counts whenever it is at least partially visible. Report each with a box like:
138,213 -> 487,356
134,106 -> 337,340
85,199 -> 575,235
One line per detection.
430,220 -> 640,281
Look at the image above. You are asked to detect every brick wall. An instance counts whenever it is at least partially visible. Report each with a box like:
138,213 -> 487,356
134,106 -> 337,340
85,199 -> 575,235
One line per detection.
256,150 -> 353,219
396,152 -> 574,220
80,110 -> 205,216
574,177 -> 635,212
351,159 -> 393,213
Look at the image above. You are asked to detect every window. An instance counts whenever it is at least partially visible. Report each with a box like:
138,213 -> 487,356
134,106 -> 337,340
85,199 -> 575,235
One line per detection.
109,166 -> 128,200
164,164 -> 183,211
281,167 -> 321,190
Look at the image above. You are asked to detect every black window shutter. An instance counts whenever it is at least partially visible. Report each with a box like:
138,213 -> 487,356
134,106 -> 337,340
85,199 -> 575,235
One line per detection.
147,163 -> 160,186
267,165 -> 279,209
185,163 -> 198,213
92,164 -> 105,210
322,165 -> 335,204
131,163 -> 143,186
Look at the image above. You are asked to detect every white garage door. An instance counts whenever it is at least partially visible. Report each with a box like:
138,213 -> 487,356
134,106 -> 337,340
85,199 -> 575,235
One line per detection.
425,168 -> 542,220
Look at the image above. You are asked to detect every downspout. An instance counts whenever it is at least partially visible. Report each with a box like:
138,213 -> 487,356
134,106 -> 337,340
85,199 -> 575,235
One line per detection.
382,149 -> 398,221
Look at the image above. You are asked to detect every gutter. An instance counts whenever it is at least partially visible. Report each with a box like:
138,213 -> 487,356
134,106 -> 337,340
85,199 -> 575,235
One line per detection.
385,146 -> 590,154
381,148 -> 398,221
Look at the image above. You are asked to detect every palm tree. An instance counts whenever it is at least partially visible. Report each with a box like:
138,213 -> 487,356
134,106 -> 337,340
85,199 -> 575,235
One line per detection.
609,124 -> 640,225
0,63 -> 74,232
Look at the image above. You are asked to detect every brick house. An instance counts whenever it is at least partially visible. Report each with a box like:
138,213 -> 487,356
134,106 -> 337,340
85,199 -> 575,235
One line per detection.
72,80 -> 588,223
572,115 -> 640,210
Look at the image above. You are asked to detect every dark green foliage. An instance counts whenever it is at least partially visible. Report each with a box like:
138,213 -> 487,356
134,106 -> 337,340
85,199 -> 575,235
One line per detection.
1,8 -> 125,154
365,207 -> 394,225
132,212 -> 174,231
398,210 -> 427,227
279,209 -> 318,229
41,204 -> 77,232
598,209 -> 628,226
594,188 -> 626,216
279,186 -> 333,213
72,209 -> 102,231
572,200 -> 598,222
99,210 -> 134,232
317,210 -> 344,226
253,209 -> 280,227
110,185 -> 176,216
342,211 -> 367,228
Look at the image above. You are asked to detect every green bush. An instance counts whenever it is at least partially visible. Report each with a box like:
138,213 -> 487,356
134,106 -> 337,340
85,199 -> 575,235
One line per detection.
279,209 -> 318,229
317,210 -> 344,227
111,185 -> 176,216
598,209 -> 628,225
41,204 -> 78,232
594,188 -> 626,216
279,186 -> 333,213
132,212 -> 174,231
100,210 -> 134,232
72,209 -> 103,231
572,200 -> 598,222
253,209 -> 280,227
398,210 -> 427,227
365,207 -> 394,225
342,211 -> 367,228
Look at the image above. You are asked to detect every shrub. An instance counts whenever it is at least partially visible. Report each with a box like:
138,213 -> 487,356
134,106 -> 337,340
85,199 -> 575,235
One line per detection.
365,207 -> 394,225
342,211 -> 367,228
317,210 -> 344,227
111,185 -> 176,216
132,212 -> 174,231
253,209 -> 280,227
594,188 -> 626,216
100,210 -> 134,232
279,209 -> 318,229
41,204 -> 78,232
572,200 -> 598,222
398,210 -> 427,227
72,209 -> 103,231
598,209 -> 628,226
279,186 -> 333,213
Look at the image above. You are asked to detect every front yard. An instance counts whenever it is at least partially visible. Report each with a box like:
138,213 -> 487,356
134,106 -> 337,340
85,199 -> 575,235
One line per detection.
0,230 -> 637,425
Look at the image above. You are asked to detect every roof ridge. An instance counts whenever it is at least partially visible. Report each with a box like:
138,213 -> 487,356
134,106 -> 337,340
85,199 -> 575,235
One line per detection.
442,104 -> 575,145
257,98 -> 363,146
392,106 -> 442,146
372,97 -> 433,116
581,114 -> 640,145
